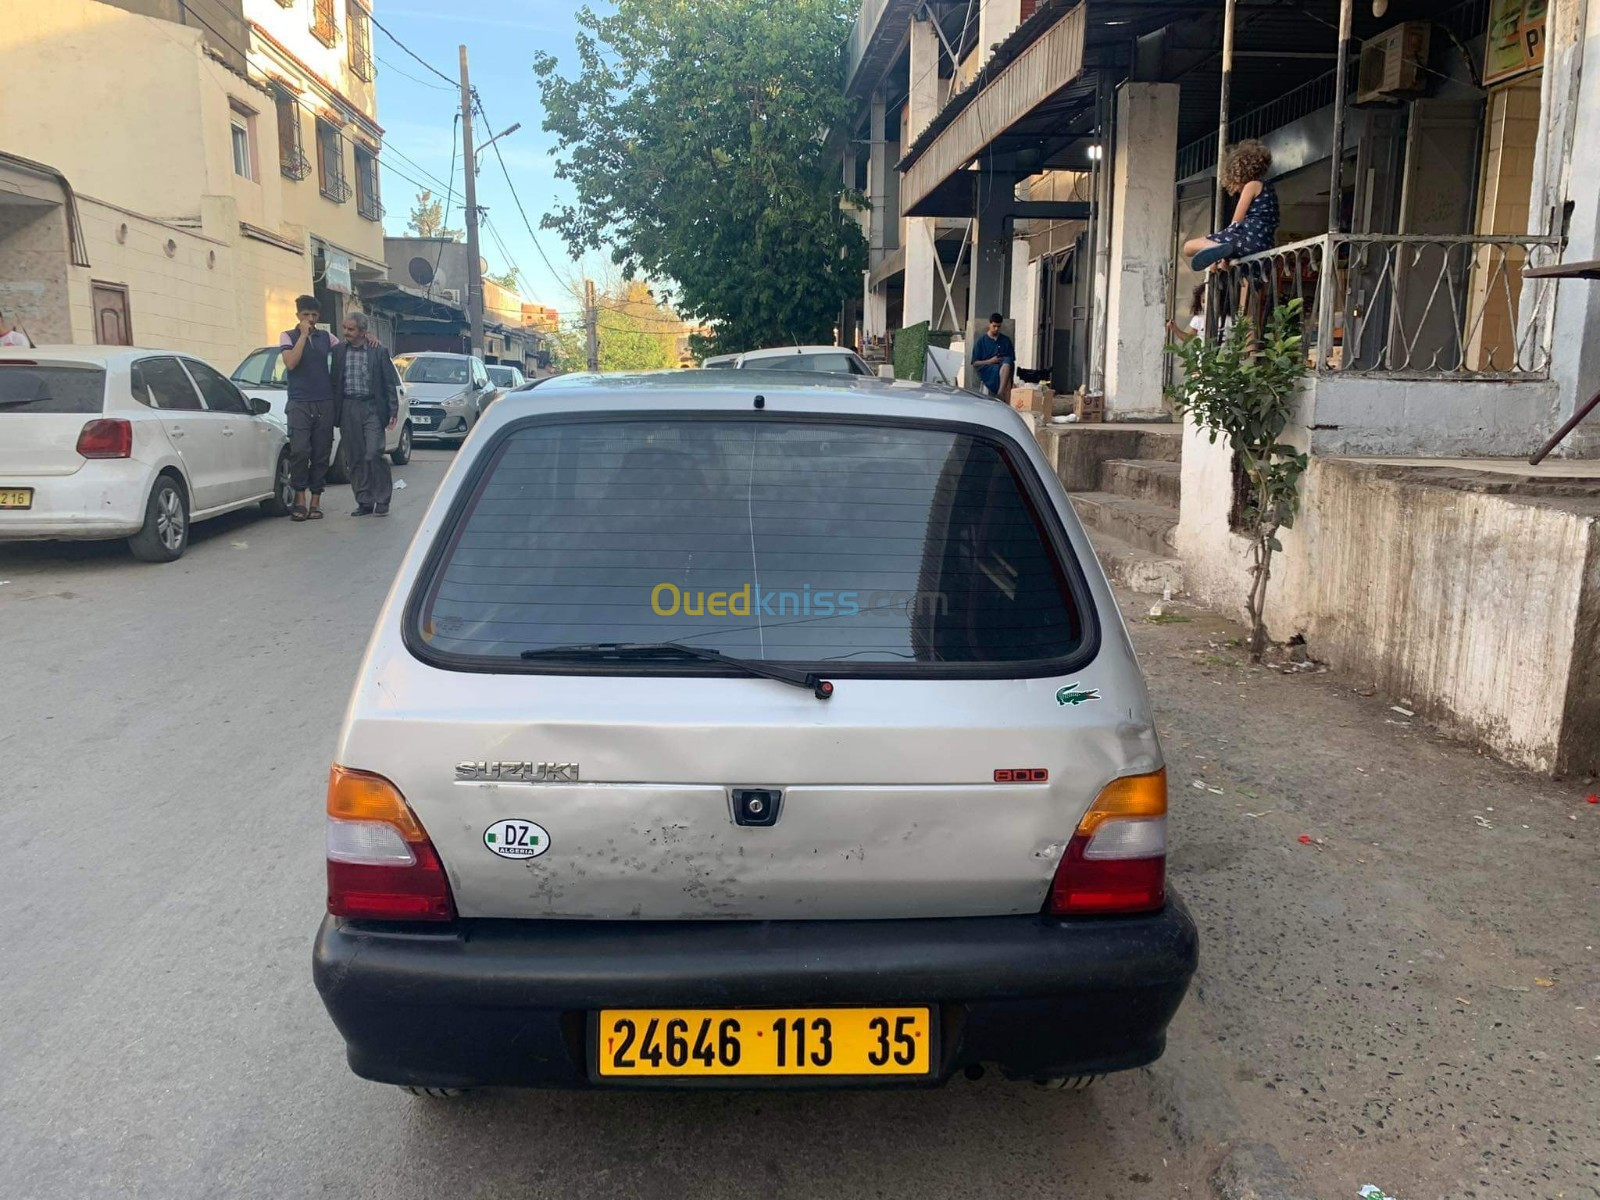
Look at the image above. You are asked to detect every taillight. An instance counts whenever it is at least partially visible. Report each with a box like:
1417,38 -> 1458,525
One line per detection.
76,418 -> 132,459
326,765 -> 455,921
1046,769 -> 1167,915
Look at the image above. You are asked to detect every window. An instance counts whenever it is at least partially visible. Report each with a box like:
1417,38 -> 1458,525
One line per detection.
131,357 -> 203,411
397,356 -> 469,385
316,118 -> 349,202
0,365 -> 106,415
182,359 -> 251,414
231,347 -> 288,388
311,0 -> 338,46
355,144 -> 382,220
230,102 -> 257,181
274,86 -> 308,180
750,353 -> 864,375
412,417 -> 1087,669
347,2 -> 373,80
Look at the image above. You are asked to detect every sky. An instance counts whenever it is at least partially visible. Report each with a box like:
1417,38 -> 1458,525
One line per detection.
372,2 -> 599,321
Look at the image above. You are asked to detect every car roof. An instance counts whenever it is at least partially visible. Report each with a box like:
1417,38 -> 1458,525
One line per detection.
484,371 -> 1012,430
0,346 -> 199,368
736,345 -> 859,361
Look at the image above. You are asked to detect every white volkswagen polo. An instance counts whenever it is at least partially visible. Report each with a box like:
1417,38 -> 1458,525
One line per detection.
0,348 -> 292,562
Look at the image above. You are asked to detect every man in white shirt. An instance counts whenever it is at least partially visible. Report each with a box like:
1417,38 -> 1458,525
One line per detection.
0,310 -> 31,348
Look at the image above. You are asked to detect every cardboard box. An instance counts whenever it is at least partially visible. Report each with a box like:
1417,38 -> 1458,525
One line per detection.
1074,389 -> 1105,423
1009,385 -> 1044,414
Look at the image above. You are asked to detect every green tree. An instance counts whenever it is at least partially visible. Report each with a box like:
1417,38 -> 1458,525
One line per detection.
485,267 -> 522,292
550,279 -> 682,373
1166,299 -> 1310,663
533,0 -> 866,356
405,189 -> 463,240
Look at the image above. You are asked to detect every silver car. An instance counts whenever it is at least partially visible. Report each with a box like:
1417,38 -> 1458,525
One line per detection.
393,352 -> 494,446
313,371 -> 1195,1093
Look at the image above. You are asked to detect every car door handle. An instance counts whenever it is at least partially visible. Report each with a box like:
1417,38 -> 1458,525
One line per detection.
222,427 -> 235,436
169,426 -> 185,439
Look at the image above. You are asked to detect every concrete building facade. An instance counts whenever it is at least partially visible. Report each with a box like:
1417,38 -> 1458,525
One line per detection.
0,0 -> 389,373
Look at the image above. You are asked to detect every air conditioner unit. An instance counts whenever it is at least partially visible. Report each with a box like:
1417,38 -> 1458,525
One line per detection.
439,288 -> 462,305
1356,22 -> 1431,104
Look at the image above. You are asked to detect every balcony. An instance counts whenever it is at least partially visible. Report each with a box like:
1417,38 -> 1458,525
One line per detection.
280,148 -> 311,182
320,174 -> 352,204
357,191 -> 383,222
1211,233 -> 1563,380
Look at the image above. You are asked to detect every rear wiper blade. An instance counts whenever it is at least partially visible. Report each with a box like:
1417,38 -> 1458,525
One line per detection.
519,641 -> 834,699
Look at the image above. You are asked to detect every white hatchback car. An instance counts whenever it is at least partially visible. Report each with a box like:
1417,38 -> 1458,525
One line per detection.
734,345 -> 874,375
313,371 -> 1195,1094
231,345 -> 414,478
0,348 -> 291,561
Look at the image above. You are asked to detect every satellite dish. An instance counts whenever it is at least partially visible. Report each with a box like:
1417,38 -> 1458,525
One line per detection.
408,256 -> 435,286
479,256 -> 489,275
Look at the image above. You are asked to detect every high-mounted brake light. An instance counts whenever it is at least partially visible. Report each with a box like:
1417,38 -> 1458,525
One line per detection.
76,418 -> 132,459
326,765 -> 455,921
1046,769 -> 1167,915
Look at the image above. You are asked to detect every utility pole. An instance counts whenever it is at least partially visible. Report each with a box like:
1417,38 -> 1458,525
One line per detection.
458,44 -> 484,358
584,278 -> 599,372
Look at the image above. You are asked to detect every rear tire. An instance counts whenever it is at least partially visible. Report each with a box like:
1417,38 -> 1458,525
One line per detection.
326,438 -> 350,486
390,421 -> 412,466
128,475 -> 188,563
260,450 -> 293,516
401,1086 -> 467,1099
1032,1075 -> 1101,1091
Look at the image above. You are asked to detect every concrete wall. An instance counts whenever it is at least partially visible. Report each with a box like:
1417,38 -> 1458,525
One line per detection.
0,202 -> 73,345
1307,375 -> 1559,457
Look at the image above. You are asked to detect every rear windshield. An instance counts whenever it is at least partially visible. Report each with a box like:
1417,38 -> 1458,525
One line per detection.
746,353 -> 864,375
0,364 -> 106,414
413,416 -> 1087,671
486,367 -> 518,386
399,357 -> 469,385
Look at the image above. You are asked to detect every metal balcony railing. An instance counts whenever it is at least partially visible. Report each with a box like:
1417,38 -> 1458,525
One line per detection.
1205,233 -> 1563,380
280,148 -> 311,182
320,174 -> 352,204
357,191 -> 384,221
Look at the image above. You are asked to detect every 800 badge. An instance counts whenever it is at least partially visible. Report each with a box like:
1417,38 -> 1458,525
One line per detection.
484,819 -> 549,859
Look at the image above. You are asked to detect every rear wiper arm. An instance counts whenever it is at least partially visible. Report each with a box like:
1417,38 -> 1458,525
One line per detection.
518,641 -> 834,699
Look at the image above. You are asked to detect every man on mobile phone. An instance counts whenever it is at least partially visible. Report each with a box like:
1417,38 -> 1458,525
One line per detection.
278,295 -> 336,521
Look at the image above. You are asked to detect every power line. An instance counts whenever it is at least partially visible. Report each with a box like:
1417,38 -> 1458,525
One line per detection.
376,51 -> 455,93
367,12 -> 458,89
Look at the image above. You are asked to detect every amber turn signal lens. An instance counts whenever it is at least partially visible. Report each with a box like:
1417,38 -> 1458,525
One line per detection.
326,765 -> 427,841
1073,768 -> 1167,838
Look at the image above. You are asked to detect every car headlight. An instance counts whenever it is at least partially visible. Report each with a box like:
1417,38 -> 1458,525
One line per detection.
444,393 -> 467,408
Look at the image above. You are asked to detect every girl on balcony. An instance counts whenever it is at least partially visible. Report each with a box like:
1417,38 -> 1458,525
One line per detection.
1183,140 -> 1278,271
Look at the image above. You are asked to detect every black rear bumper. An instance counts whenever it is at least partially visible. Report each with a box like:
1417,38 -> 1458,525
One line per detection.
312,898 -> 1198,1089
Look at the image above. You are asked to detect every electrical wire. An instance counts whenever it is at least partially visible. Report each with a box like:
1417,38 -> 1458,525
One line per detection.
367,11 -> 458,89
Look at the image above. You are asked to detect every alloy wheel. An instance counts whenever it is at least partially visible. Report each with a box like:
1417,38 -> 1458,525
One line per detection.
156,488 -> 185,551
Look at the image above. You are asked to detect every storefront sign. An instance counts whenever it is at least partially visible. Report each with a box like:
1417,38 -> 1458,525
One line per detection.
1484,0 -> 1546,85
323,249 -> 353,295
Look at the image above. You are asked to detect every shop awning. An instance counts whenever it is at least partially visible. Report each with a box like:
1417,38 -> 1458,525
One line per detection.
899,0 -> 1087,216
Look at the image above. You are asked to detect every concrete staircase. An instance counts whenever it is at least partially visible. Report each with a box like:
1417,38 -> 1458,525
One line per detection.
1045,424 -> 1185,595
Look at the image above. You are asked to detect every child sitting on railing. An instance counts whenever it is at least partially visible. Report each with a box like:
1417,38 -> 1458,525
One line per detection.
1182,140 -> 1279,271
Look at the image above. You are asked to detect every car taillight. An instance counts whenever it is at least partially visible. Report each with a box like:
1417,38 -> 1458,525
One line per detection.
1046,769 -> 1167,915
326,765 -> 455,921
76,418 -> 132,459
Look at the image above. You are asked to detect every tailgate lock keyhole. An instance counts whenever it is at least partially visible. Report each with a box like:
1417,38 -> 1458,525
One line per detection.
730,788 -> 782,827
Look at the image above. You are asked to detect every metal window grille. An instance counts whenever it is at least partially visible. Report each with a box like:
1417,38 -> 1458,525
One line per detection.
311,0 -> 337,46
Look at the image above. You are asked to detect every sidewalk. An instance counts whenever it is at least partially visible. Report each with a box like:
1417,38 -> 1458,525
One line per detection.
1123,588 -> 1599,1199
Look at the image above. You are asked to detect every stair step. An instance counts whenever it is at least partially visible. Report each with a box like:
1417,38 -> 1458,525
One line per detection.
1083,528 -> 1186,596
1045,423 -> 1182,489
1101,458 -> 1181,507
1069,491 -> 1178,556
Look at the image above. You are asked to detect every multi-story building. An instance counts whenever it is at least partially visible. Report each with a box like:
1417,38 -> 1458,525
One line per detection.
0,0 -> 387,371
844,0 -> 1600,777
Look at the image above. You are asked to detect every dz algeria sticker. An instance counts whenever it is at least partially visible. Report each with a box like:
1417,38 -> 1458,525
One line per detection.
484,819 -> 550,859
1055,683 -> 1100,706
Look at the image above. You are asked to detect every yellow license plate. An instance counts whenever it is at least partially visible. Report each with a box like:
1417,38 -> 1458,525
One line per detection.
0,488 -> 32,509
595,1007 -> 934,1078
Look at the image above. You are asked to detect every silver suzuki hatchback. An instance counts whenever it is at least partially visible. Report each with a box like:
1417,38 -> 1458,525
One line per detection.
313,371 -> 1196,1092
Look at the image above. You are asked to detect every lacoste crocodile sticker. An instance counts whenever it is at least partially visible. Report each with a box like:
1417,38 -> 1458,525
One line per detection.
1055,683 -> 1100,706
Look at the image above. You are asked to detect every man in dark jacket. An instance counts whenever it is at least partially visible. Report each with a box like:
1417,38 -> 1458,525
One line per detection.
332,312 -> 400,517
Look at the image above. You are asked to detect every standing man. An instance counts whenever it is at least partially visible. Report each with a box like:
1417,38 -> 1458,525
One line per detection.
331,311 -> 399,517
971,312 -> 1015,402
279,295 -> 336,521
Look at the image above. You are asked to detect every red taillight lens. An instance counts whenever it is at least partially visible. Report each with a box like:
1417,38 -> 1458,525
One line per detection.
76,418 -> 132,459
1046,769 -> 1168,916
326,765 -> 455,921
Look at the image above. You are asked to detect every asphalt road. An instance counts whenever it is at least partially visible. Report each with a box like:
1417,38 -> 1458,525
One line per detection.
1,450 -> 1595,1200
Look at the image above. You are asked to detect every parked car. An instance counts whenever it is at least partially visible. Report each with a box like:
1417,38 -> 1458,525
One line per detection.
484,363 -> 527,394
735,345 -> 874,375
312,370 -> 1196,1094
392,352 -> 495,446
700,352 -> 739,369
0,348 -> 292,562
230,345 -> 414,477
